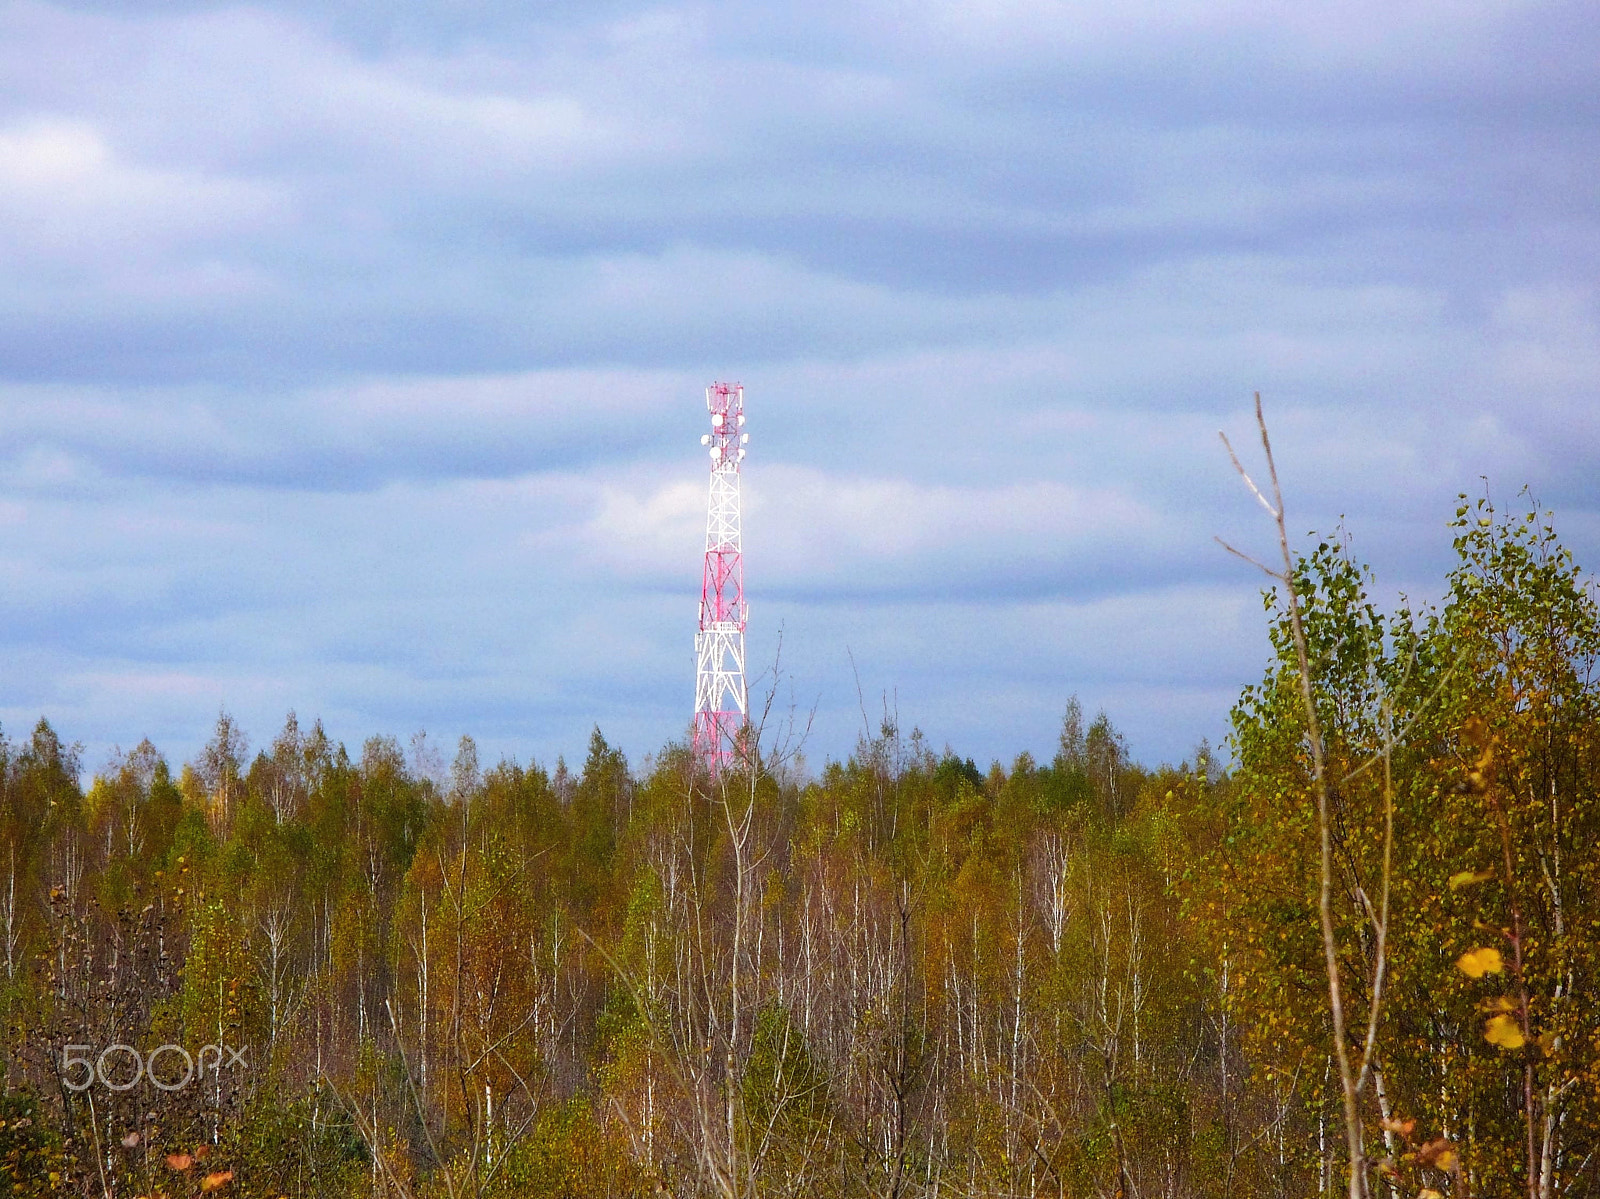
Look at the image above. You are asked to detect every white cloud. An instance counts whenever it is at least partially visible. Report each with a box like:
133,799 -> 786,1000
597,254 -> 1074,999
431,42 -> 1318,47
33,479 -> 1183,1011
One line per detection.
0,118 -> 287,266
585,463 -> 1160,597
1491,285 -> 1600,392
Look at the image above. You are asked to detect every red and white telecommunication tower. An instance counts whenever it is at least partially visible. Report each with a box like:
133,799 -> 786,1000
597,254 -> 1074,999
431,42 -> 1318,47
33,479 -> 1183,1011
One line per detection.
692,382 -> 748,774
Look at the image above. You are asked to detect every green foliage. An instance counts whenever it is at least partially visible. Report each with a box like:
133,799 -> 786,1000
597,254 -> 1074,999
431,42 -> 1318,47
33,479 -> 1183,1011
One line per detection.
741,1002 -> 832,1154
1194,496 -> 1600,1196
229,1088 -> 370,1198
483,1100 -> 646,1198
0,1092 -> 72,1195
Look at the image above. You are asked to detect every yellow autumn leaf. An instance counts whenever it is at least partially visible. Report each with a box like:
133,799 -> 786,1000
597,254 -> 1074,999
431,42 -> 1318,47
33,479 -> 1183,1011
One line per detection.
1478,995 -> 1517,1013
1420,1189 -> 1444,1199
1484,1014 -> 1526,1050
1448,869 -> 1494,891
1456,947 -> 1504,978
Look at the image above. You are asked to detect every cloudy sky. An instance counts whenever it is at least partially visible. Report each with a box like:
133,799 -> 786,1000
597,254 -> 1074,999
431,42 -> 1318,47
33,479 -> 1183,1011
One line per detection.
0,0 -> 1596,777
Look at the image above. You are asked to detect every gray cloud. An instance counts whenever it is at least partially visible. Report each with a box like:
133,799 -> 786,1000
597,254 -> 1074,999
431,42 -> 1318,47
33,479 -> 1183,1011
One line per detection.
0,0 -> 1595,772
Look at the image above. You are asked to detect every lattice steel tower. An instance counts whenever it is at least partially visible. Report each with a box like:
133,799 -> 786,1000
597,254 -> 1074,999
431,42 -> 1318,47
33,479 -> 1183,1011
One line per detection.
692,381 -> 748,774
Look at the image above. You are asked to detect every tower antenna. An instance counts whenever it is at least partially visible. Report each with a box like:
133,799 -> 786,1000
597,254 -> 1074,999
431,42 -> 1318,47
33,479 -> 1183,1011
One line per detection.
692,381 -> 748,775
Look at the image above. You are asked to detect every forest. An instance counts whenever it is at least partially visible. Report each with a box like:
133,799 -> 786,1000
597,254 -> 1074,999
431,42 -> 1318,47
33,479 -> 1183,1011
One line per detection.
0,494 -> 1596,1199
